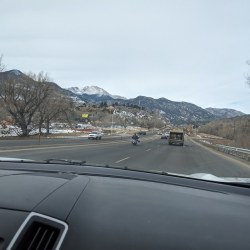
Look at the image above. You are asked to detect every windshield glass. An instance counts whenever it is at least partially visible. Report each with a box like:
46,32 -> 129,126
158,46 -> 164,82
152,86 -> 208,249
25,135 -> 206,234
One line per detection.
0,0 -> 250,183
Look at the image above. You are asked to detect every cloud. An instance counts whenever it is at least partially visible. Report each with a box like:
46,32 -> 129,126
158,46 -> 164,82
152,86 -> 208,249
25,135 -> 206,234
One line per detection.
1,0 -> 250,113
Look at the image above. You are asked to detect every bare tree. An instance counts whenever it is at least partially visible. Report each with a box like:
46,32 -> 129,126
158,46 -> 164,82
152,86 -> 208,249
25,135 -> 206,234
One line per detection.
154,118 -> 165,129
26,71 -> 51,82
34,93 -> 73,134
0,72 -> 51,136
0,54 -> 6,72
27,71 -> 74,134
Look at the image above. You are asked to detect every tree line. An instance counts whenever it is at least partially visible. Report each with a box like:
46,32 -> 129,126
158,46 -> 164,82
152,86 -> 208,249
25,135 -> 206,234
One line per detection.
198,116 -> 250,148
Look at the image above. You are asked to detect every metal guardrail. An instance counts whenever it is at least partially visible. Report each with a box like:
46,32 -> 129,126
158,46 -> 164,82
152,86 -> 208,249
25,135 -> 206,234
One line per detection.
216,144 -> 250,161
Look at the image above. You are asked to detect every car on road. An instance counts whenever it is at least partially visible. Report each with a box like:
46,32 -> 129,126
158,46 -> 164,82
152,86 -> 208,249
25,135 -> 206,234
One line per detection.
138,131 -> 147,135
161,133 -> 169,139
1,159 -> 250,250
88,131 -> 102,140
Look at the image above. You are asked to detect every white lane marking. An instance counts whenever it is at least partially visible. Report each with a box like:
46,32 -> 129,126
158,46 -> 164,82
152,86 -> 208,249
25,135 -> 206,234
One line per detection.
0,140 -> 130,153
115,157 -> 130,163
146,148 -> 151,152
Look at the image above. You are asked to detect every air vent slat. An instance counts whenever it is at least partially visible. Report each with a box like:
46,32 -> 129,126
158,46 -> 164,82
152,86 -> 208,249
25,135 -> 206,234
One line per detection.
36,228 -> 48,250
44,231 -> 55,250
19,223 -> 60,250
27,226 -> 42,250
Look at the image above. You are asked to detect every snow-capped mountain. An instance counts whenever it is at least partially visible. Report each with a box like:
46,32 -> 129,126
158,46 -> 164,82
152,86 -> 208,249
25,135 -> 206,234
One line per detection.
1,69 -> 245,125
66,85 -> 246,124
68,86 -> 126,100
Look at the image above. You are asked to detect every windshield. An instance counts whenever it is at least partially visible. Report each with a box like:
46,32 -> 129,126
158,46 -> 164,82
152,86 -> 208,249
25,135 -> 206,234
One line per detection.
0,0 -> 250,183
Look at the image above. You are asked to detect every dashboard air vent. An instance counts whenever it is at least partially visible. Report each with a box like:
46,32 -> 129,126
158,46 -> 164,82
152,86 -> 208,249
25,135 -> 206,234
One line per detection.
17,221 -> 60,250
7,212 -> 68,250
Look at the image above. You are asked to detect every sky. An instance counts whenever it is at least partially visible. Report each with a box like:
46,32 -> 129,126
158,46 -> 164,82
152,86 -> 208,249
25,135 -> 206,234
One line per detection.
1,0 -> 250,113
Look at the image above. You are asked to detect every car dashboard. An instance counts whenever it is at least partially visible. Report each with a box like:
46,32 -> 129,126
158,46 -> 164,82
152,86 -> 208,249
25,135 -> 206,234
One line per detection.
0,161 -> 250,250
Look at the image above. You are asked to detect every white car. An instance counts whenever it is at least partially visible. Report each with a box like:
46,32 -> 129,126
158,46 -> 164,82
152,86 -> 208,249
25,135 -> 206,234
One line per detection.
88,131 -> 102,140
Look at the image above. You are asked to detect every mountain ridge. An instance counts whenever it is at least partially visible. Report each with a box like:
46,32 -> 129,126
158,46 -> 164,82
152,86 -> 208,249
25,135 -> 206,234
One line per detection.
0,70 -> 246,125
66,86 -> 246,124
205,107 -> 245,119
68,85 -> 127,100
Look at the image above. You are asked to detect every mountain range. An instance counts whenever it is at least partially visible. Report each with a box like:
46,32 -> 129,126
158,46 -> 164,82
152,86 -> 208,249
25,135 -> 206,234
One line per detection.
0,70 -> 246,125
205,107 -> 244,119
66,85 -> 245,124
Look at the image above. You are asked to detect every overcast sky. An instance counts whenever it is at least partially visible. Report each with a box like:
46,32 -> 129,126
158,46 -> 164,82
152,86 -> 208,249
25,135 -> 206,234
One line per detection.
1,0 -> 250,113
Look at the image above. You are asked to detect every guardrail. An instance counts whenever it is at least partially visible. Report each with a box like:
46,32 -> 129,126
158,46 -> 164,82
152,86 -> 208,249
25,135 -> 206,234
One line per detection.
216,144 -> 250,161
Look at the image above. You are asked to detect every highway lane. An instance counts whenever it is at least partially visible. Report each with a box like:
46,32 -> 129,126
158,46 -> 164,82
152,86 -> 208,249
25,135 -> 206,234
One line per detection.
0,135 -> 129,150
0,135 -> 249,178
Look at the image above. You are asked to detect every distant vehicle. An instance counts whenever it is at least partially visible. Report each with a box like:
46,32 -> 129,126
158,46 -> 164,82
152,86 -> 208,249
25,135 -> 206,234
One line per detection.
88,131 -> 102,140
138,131 -> 146,135
157,132 -> 162,135
161,133 -> 169,139
169,131 -> 184,146
0,127 -> 10,135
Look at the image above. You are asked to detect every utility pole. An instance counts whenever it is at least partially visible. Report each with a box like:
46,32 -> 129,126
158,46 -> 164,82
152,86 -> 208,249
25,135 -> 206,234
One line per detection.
233,119 -> 236,140
111,109 -> 115,135
194,120 -> 197,136
111,112 -> 114,135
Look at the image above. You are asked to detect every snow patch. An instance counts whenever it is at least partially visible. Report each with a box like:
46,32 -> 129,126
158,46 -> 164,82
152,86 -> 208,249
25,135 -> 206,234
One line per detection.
68,85 -> 127,99
9,69 -> 22,76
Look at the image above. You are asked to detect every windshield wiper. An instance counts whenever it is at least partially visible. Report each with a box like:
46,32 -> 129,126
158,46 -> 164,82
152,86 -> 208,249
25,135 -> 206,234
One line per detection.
45,158 -> 86,165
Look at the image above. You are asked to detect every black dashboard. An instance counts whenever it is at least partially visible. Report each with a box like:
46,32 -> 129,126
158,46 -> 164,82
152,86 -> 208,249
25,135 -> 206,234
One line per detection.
0,161 -> 250,250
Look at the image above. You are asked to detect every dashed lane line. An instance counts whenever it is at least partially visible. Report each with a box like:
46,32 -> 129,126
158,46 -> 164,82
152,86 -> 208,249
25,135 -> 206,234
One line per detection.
115,157 -> 130,163
146,148 -> 151,152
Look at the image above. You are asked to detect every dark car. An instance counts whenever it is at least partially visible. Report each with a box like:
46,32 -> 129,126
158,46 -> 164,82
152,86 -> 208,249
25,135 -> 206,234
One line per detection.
138,131 -> 146,135
1,160 -> 250,250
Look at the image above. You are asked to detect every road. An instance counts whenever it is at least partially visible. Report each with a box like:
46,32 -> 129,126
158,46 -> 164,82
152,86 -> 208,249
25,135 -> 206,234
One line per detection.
0,135 -> 249,177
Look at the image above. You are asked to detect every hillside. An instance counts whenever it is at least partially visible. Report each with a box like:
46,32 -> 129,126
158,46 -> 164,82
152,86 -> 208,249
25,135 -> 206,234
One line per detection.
0,70 -> 85,104
75,105 -> 168,129
74,95 -> 217,125
205,107 -> 245,119
0,70 -> 246,126
123,96 -> 216,125
198,115 -> 250,148
67,86 -> 245,125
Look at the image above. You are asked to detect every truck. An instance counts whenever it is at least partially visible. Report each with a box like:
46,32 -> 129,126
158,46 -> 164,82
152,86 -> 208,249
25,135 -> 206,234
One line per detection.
169,131 -> 184,146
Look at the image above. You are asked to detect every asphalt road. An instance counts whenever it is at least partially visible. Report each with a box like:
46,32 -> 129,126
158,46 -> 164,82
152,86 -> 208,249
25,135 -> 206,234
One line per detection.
0,135 -> 250,177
